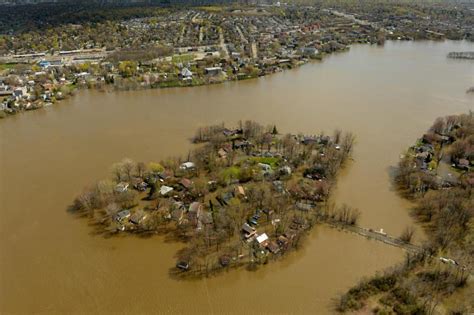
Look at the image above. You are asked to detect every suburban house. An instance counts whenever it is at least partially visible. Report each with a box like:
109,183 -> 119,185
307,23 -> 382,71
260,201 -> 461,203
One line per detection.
180,178 -> 193,190
242,223 -> 256,239
300,47 -> 319,56
204,67 -> 222,76
179,67 -> 193,81
256,233 -> 269,246
114,210 -> 131,222
160,185 -> 174,196
115,182 -> 129,193
130,210 -> 147,225
180,162 -> 196,170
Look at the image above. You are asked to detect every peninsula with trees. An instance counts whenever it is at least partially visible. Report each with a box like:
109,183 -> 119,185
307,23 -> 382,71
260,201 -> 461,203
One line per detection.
337,112 -> 473,314
70,121 -> 356,276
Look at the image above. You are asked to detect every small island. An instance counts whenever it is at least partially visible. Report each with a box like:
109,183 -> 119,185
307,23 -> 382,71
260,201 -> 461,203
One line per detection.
70,121 -> 355,277
337,112 -> 473,314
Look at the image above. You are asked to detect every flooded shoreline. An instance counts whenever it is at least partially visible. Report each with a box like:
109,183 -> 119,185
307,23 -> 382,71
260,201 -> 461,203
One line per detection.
1,40 -> 473,314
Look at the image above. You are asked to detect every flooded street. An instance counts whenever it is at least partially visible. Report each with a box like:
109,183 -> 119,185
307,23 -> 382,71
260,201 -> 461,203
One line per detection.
1,40 -> 473,314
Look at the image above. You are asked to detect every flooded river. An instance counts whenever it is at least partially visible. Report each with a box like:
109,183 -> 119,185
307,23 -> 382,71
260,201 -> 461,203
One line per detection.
1,40 -> 473,314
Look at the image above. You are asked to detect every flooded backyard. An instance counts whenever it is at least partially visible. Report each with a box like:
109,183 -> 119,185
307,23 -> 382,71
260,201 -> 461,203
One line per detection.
1,40 -> 473,314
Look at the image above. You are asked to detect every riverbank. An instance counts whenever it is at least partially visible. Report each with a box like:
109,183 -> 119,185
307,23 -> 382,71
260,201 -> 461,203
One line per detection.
4,1 -> 472,120
337,113 -> 473,314
0,49 -> 327,119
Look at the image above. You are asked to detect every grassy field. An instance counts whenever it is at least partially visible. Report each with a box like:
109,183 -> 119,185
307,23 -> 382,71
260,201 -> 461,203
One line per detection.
195,6 -> 223,12
0,63 -> 16,71
172,54 -> 195,64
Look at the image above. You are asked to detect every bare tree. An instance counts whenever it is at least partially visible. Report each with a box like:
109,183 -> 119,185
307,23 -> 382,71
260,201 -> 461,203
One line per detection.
333,129 -> 342,144
136,162 -> 147,178
400,226 -> 415,244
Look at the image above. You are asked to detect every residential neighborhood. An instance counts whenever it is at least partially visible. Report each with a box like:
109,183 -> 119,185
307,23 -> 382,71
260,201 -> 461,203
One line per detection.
1,2 -> 472,117
70,121 -> 356,276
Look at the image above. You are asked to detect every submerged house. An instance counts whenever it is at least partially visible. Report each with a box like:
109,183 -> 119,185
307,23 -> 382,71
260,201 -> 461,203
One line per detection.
273,180 -> 285,193
279,166 -> 292,176
180,162 -> 196,170
256,233 -> 269,246
115,182 -> 129,193
235,185 -> 246,198
132,178 -> 148,191
176,261 -> 189,271
242,223 -> 256,239
296,202 -> 313,211
455,158 -> 470,171
267,241 -> 280,254
130,210 -> 147,225
187,202 -> 203,228
189,202 -> 203,214
160,185 -> 174,196
180,178 -> 193,190
258,163 -> 272,173
300,47 -> 319,57
114,209 -> 131,222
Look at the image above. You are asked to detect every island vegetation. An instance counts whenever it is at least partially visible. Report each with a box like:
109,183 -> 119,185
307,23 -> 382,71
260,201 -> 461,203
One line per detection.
337,112 -> 473,314
70,121 -> 355,276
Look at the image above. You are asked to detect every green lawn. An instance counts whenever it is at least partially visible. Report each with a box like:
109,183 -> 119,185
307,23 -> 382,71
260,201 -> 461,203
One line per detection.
0,63 -> 16,71
249,157 -> 281,168
172,54 -> 195,64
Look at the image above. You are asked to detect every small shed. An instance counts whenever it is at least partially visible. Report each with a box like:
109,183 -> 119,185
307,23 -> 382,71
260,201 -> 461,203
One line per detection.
180,162 -> 196,170
204,67 -> 222,76
236,186 -> 246,197
160,185 -> 174,196
256,233 -> 269,246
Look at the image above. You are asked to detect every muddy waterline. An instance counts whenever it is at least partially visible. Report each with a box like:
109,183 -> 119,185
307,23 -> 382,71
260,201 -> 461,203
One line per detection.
1,40 -> 473,314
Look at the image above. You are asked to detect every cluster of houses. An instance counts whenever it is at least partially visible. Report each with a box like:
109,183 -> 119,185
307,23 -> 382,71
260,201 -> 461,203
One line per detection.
1,6 -> 398,117
85,123 -> 344,272
9,2 -> 458,117
409,128 -> 472,188
0,71 -> 74,113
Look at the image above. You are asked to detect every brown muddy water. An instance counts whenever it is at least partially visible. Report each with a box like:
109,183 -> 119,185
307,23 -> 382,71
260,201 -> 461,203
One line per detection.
1,41 -> 473,314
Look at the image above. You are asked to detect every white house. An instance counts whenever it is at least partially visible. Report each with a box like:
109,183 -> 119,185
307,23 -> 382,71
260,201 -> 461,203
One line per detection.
256,233 -> 269,245
204,67 -> 222,76
160,185 -> 174,196
180,67 -> 193,81
180,162 -> 196,170
115,182 -> 129,193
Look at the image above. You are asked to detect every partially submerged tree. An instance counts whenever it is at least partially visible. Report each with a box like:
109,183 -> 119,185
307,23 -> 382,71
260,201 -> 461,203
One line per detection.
400,226 -> 415,244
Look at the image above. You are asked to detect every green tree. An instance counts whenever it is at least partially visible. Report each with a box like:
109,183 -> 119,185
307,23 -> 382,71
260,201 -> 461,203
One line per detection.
118,61 -> 138,78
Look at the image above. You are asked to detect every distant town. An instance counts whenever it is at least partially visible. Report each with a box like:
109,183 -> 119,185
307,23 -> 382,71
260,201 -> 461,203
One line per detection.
0,1 -> 473,117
